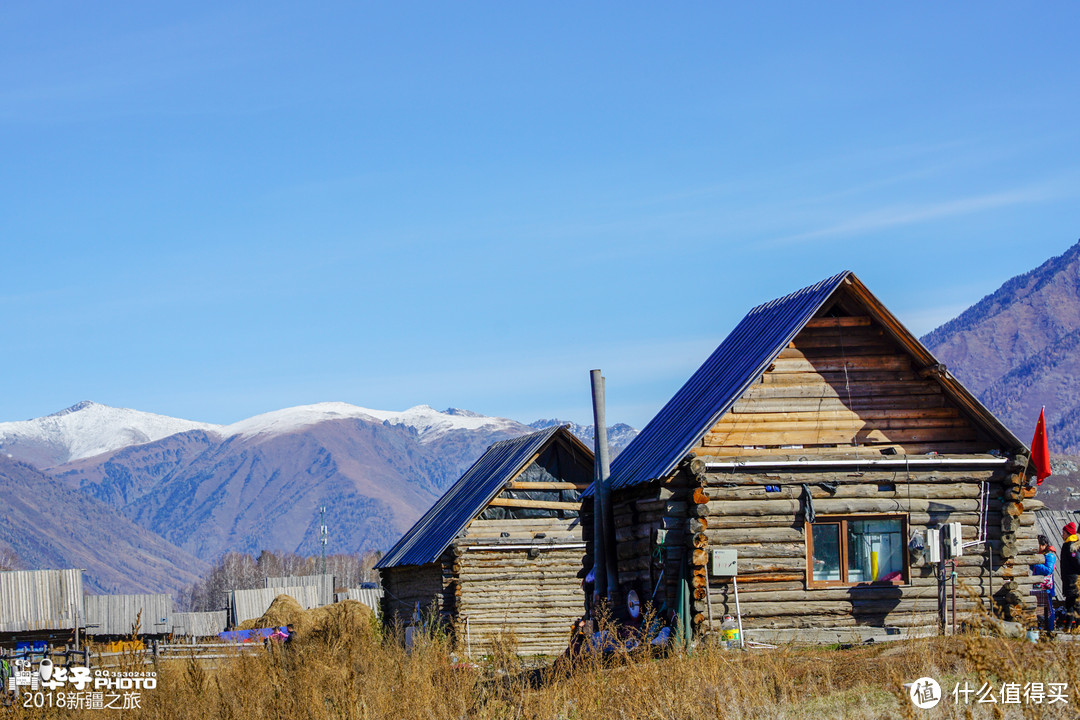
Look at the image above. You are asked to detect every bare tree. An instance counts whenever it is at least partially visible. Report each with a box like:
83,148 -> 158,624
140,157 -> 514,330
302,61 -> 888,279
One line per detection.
0,543 -> 20,571
181,549 -> 383,610
185,552 -> 260,611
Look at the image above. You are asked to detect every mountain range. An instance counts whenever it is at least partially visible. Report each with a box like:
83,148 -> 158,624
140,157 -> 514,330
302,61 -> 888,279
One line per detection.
0,401 -> 634,594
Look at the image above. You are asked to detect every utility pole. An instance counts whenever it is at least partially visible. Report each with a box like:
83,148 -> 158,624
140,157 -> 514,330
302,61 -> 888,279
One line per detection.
320,506 -> 327,575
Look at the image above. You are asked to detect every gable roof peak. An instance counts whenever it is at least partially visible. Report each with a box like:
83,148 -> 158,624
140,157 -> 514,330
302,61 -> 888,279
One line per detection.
377,425 -> 591,569
607,271 -> 1023,492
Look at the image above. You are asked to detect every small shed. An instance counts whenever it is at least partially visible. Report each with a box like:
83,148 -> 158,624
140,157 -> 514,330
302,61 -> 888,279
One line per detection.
377,425 -> 593,656
0,569 -> 83,645
83,594 -> 173,638
264,574 -> 335,607
588,272 -> 1041,643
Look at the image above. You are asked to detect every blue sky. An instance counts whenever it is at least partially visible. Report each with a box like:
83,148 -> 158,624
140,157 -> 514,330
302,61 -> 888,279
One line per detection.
3,3 -> 1079,428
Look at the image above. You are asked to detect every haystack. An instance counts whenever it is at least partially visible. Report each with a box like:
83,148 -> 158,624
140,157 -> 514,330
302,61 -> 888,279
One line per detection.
304,600 -> 373,642
238,595 -> 372,640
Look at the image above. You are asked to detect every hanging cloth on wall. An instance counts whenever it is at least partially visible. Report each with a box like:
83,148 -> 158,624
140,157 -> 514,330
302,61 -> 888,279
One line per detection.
801,484 -> 816,524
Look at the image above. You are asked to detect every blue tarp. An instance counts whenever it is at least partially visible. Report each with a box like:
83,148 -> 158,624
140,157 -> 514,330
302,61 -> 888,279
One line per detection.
218,627 -> 286,643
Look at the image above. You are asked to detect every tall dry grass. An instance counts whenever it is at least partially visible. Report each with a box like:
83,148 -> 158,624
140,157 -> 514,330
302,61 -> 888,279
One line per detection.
7,611 -> 1080,719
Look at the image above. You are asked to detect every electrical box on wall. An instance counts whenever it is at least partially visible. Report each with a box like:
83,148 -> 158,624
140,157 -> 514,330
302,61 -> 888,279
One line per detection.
711,548 -> 738,577
926,528 -> 942,563
942,522 -> 964,559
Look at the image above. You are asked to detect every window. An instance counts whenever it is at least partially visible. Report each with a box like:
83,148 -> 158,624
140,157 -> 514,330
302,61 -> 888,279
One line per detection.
806,515 -> 907,587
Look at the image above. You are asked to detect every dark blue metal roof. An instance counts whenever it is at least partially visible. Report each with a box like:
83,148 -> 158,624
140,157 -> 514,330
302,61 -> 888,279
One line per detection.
607,271 -> 851,491
376,425 -> 564,569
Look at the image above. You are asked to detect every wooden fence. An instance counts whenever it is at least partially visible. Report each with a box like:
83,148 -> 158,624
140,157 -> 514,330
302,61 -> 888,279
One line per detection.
93,642 -> 264,668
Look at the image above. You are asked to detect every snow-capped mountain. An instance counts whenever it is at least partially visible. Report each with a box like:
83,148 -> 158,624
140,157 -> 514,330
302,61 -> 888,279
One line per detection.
222,402 -> 523,443
46,405 -> 535,568
529,418 -> 639,456
0,401 -> 218,467
0,401 -> 529,468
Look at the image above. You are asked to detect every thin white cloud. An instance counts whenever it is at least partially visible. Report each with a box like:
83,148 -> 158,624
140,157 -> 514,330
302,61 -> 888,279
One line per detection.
767,185 -> 1062,247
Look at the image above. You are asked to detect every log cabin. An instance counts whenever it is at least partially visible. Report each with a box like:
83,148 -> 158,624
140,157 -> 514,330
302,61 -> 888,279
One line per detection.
585,272 -> 1041,644
377,425 -> 593,655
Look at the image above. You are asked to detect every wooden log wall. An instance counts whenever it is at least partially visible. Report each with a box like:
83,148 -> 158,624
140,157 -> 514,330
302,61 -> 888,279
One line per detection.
693,457 -> 1042,638
462,517 -> 582,542
379,561 -> 450,628
698,315 -> 997,457
579,497 -> 595,592
452,517 -> 585,656
608,471 -> 695,616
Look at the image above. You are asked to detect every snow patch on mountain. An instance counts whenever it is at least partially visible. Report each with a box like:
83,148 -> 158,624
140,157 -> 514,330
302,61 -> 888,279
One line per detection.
0,401 -> 218,464
224,403 -> 524,442
356,404 -> 524,440
221,402 -> 376,438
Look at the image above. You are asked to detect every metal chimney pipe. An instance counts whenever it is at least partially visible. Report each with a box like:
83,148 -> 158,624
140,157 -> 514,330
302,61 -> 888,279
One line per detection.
591,369 -> 616,599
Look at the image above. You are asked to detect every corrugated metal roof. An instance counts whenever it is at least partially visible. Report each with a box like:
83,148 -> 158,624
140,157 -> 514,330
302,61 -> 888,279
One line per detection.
1035,509 -> 1080,594
230,585 -> 321,626
172,611 -> 228,637
264,574 -> 334,606
603,271 -> 1027,493
336,586 -> 383,611
0,569 -> 83,634
83,594 -> 173,636
376,426 -> 564,569
606,272 -> 850,491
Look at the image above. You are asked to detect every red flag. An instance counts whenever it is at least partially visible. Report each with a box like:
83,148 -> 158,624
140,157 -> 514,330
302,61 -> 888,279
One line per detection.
1031,407 -> 1052,485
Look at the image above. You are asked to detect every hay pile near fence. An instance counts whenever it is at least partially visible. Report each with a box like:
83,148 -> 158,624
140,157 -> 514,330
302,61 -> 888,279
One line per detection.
237,594 -> 372,639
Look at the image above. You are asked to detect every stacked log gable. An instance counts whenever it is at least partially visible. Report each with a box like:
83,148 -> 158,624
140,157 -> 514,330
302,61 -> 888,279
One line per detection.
702,282 -> 998,458
594,272 -> 1041,643
378,426 -> 592,655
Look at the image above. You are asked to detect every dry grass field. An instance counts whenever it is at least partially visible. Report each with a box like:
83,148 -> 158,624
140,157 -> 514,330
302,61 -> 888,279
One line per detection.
7,608 -> 1080,719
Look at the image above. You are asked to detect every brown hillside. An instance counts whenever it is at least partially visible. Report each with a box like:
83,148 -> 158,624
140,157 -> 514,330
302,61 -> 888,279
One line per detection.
922,239 -> 1080,451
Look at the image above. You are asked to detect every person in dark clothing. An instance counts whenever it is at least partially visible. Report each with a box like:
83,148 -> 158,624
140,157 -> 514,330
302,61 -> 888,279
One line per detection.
1059,523 -> 1080,628
284,624 -> 295,647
